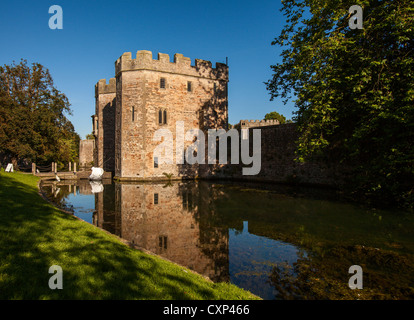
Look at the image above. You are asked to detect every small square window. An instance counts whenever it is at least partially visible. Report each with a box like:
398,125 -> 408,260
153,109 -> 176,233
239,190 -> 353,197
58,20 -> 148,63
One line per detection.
154,193 -> 158,204
160,78 -> 166,89
158,236 -> 167,249
187,81 -> 192,92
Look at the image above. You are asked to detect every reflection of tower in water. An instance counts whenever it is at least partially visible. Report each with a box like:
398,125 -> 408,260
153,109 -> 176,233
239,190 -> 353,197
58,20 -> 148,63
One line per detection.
93,183 -> 120,236
93,181 -> 229,283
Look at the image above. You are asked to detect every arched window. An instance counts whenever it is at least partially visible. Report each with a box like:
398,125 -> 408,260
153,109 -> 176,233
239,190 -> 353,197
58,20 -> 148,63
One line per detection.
158,109 -> 167,125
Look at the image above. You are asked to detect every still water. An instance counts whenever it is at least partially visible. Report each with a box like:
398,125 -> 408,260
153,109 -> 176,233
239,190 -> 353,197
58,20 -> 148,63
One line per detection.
40,179 -> 414,300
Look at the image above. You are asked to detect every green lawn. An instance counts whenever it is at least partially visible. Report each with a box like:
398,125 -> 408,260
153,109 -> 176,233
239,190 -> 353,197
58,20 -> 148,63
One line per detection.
0,170 -> 259,300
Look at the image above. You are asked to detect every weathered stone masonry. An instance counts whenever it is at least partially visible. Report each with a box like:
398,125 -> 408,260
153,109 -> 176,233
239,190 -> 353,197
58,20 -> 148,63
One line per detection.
93,50 -> 229,181
93,49 -> 343,187
79,139 -> 95,167
240,119 -> 280,128
94,78 -> 116,171
205,123 -> 344,187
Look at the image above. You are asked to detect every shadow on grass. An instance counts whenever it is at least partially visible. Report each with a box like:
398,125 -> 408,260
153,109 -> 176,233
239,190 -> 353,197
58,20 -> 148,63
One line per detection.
0,172 -> 254,300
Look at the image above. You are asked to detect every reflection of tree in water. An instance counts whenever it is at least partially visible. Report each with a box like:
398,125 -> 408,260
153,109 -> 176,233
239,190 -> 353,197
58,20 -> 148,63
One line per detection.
178,181 -> 230,282
268,252 -> 306,300
40,183 -> 74,212
189,182 -> 414,299
269,245 -> 414,300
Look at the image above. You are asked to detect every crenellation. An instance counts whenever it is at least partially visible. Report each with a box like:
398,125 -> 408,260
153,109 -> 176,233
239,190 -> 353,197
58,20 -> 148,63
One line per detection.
115,52 -> 132,76
214,62 -> 228,79
95,78 -> 116,97
135,50 -> 153,63
158,52 -> 170,63
114,50 -> 228,81
173,53 -> 191,66
195,58 -> 212,69
240,119 -> 280,129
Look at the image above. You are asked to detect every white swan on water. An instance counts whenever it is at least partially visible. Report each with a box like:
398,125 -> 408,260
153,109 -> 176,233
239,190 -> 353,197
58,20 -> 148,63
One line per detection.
89,167 -> 104,181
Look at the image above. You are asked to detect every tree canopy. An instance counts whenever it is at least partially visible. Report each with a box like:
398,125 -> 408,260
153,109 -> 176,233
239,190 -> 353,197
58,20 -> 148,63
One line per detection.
266,0 -> 414,209
0,59 -> 79,166
264,111 -> 287,124
85,133 -> 95,140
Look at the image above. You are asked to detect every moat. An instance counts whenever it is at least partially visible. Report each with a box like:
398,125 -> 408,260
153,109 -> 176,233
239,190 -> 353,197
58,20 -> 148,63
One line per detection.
40,180 -> 414,300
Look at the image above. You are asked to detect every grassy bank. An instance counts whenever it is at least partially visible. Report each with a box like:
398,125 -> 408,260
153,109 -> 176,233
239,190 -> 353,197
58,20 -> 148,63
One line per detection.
0,171 -> 259,300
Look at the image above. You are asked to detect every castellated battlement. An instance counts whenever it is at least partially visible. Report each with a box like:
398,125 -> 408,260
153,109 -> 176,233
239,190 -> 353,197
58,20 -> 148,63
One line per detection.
115,50 -> 228,81
93,48 -> 229,179
95,78 -> 116,97
240,119 -> 280,128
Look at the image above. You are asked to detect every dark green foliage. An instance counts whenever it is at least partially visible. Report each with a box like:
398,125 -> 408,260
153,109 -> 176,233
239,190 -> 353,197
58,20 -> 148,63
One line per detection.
266,0 -> 414,209
85,133 -> 95,140
0,60 -> 79,165
264,111 -> 287,124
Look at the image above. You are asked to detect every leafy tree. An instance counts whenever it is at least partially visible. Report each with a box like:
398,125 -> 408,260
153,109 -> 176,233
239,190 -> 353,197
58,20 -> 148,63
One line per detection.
266,0 -> 414,209
264,111 -> 287,124
0,59 -> 79,166
232,123 -> 241,130
85,133 -> 95,140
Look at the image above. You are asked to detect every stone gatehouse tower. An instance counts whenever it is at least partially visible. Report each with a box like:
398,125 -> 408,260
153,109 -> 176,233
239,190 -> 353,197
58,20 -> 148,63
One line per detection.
93,50 -> 229,181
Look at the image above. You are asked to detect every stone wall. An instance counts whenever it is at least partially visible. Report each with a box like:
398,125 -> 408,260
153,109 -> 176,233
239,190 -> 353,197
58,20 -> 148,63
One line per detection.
254,124 -> 343,186
203,123 -> 344,187
240,119 -> 280,128
79,139 -> 95,167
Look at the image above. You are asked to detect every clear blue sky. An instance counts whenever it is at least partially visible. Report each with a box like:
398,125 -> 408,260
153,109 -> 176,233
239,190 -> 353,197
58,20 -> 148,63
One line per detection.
0,0 -> 295,139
